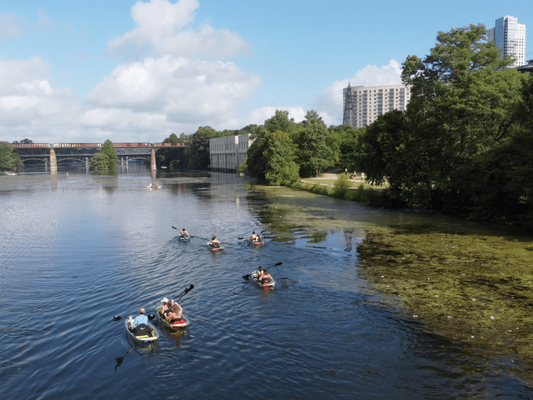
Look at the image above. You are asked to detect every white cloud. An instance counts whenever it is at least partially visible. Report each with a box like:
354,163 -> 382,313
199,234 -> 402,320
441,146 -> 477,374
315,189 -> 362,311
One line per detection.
107,0 -> 252,59
86,55 -> 261,126
0,12 -> 27,42
313,59 -> 402,125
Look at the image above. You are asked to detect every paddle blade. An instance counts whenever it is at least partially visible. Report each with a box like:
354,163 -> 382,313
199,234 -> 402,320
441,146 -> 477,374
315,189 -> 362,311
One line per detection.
243,275 -> 250,280
172,226 -> 177,229
275,262 -> 282,266
148,314 -> 156,320
112,315 -> 122,321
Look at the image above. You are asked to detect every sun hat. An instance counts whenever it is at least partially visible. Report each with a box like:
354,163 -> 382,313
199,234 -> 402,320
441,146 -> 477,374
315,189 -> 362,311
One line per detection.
161,297 -> 169,303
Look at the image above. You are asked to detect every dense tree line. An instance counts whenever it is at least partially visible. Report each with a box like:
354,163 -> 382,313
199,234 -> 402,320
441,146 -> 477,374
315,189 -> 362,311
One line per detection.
356,24 -> 533,228
157,24 -> 533,229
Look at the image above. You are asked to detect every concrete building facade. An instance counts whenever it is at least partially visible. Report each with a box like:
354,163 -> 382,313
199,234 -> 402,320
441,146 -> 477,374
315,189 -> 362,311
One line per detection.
342,84 -> 411,129
488,15 -> 526,68
209,134 -> 253,172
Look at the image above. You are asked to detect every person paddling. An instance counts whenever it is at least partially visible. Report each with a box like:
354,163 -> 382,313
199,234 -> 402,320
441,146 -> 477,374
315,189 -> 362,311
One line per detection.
165,300 -> 183,322
249,231 -> 260,241
256,266 -> 263,280
128,308 -> 151,336
208,236 -> 221,247
180,228 -> 190,238
159,298 -> 170,318
259,269 -> 272,283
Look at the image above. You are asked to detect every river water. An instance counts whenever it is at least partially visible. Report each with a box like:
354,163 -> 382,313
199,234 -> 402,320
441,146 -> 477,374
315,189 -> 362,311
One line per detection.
1,166 -> 532,399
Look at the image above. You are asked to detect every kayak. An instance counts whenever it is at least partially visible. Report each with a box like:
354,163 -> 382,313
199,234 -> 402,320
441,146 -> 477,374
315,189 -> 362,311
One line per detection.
207,243 -> 224,252
124,316 -> 159,343
179,236 -> 190,242
251,273 -> 276,289
248,239 -> 265,247
155,309 -> 190,330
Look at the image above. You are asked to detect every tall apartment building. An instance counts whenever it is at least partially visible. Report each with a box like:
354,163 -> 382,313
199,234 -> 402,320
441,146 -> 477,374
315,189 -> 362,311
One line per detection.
342,84 -> 411,129
487,15 -> 526,68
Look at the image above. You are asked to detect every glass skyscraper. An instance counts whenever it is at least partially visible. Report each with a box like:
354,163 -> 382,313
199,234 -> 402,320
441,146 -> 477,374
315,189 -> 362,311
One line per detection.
487,15 -> 526,68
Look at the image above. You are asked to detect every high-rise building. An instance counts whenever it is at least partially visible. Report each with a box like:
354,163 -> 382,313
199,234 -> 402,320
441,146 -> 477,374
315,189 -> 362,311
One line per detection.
342,84 -> 411,129
487,15 -> 526,68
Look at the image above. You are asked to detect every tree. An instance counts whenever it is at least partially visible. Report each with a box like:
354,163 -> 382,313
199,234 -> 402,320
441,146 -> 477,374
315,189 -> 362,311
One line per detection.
187,126 -> 223,170
0,142 -> 23,171
263,130 -> 300,186
101,139 -> 118,170
265,110 -> 295,135
368,23 -> 530,208
90,152 -> 110,171
294,111 -> 333,177
401,25 -> 525,193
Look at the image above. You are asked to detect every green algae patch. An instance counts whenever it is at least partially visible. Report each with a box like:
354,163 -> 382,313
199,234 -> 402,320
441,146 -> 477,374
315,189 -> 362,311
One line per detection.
252,184 -> 533,363
357,224 -> 533,361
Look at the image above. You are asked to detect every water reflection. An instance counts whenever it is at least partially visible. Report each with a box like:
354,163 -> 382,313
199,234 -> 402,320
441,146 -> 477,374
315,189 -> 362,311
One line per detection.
2,170 -> 533,398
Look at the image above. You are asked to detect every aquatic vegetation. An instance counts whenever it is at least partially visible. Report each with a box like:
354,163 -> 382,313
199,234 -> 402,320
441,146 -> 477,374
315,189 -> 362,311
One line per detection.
253,184 -> 533,363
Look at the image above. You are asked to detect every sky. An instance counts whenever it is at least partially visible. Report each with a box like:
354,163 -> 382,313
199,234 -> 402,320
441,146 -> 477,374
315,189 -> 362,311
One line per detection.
0,0 -> 531,143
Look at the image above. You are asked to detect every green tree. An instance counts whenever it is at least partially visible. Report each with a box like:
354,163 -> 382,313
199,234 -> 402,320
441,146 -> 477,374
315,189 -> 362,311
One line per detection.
90,152 -> 110,171
0,142 -> 23,171
329,124 -> 362,171
187,126 -> 223,169
400,24 -> 526,204
263,130 -> 300,186
101,139 -> 118,170
295,111 -> 333,177
265,110 -> 296,135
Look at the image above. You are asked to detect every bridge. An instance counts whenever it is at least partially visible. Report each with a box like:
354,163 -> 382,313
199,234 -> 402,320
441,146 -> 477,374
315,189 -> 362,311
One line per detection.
11,142 -> 188,175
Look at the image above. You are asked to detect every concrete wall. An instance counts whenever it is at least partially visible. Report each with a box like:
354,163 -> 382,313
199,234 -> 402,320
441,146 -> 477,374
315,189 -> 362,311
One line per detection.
209,134 -> 253,172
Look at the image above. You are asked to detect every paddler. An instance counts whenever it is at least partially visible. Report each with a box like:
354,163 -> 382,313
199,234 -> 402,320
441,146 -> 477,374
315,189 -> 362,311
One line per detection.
256,266 -> 263,279
180,228 -> 190,238
249,231 -> 260,241
208,236 -> 221,247
259,269 -> 272,283
159,298 -> 170,317
165,300 -> 183,322
128,308 -> 151,336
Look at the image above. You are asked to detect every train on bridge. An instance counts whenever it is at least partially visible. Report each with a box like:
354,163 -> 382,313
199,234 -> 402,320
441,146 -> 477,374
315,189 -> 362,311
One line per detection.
11,142 -> 188,148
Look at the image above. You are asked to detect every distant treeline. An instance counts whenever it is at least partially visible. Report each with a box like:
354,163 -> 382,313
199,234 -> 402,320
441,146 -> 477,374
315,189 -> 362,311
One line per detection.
157,24 -> 533,230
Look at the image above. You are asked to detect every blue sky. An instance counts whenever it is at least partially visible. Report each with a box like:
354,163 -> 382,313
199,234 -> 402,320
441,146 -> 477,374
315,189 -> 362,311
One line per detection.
0,0 -> 531,143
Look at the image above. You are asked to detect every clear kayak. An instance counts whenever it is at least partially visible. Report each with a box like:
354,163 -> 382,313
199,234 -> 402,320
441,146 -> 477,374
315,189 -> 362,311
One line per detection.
124,316 -> 159,343
248,239 -> 264,247
155,309 -> 190,330
251,272 -> 276,289
207,242 -> 224,252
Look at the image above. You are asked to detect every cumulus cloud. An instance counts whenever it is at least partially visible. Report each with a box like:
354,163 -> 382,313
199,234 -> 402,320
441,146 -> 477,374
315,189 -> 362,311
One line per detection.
107,0 -> 252,59
86,55 -> 261,126
0,12 -> 27,41
313,59 -> 402,125
0,58 -> 81,140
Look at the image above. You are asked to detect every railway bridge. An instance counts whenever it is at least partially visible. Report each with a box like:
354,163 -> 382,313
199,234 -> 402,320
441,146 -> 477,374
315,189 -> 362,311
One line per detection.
12,142 -> 188,175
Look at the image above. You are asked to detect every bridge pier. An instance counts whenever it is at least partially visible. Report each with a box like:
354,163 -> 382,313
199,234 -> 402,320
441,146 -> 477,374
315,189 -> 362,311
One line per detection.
50,148 -> 57,175
151,148 -> 156,182
44,158 -> 49,172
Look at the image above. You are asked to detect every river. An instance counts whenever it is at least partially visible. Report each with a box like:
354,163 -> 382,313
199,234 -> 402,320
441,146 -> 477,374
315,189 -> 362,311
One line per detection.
1,166 -> 532,399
